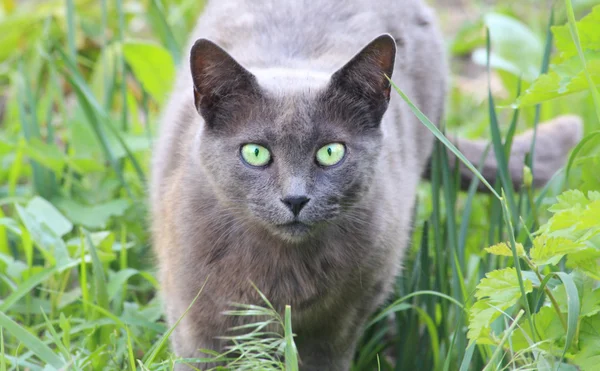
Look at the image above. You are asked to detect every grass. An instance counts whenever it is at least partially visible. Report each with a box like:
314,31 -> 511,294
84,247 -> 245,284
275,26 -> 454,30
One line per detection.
0,0 -> 599,370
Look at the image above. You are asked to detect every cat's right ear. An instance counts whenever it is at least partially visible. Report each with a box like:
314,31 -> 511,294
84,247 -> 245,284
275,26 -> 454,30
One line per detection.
190,39 -> 258,125
329,34 -> 397,121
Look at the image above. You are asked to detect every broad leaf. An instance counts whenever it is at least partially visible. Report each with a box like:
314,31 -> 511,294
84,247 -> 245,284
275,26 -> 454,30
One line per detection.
572,314 -> 600,370
530,236 -> 586,266
53,198 -> 130,229
485,242 -> 526,257
567,249 -> 600,280
25,196 -> 72,237
475,268 -> 533,305
553,6 -> 600,61
516,5 -> 600,107
123,41 -> 175,105
472,13 -> 542,81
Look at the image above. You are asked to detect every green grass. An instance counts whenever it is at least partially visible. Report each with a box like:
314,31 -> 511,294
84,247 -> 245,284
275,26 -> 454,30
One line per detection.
0,0 -> 599,370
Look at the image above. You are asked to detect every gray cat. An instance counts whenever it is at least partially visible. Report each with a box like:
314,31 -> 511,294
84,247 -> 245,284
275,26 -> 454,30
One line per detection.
150,0 -> 581,370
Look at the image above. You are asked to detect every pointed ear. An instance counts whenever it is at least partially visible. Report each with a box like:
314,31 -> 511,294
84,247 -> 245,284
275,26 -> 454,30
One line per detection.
190,39 -> 258,124
330,34 -> 396,111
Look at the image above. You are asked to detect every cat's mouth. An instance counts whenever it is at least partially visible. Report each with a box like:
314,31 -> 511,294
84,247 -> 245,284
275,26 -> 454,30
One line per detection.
273,221 -> 312,240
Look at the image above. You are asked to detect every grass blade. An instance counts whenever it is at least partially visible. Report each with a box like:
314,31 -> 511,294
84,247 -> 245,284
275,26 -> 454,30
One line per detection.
0,266 -> 60,312
482,310 -> 524,371
458,342 -> 476,371
84,229 -> 109,311
485,29 -> 518,224
0,311 -> 64,368
368,291 -> 464,327
284,305 -> 298,371
564,131 -> 600,186
500,191 -> 536,342
143,276 -> 209,366
148,0 -> 181,63
126,326 -> 137,371
552,272 -> 580,360
54,47 -> 137,196
65,0 -> 76,62
0,328 -> 5,371
389,79 -> 500,198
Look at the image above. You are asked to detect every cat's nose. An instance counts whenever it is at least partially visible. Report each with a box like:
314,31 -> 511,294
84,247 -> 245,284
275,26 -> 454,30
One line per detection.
281,196 -> 310,216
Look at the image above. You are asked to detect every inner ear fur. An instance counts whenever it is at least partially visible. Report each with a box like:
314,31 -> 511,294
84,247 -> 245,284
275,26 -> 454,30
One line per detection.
330,34 -> 397,104
190,39 -> 259,124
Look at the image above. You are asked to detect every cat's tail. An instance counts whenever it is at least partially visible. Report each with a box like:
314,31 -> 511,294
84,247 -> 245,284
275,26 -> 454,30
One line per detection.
424,115 -> 584,191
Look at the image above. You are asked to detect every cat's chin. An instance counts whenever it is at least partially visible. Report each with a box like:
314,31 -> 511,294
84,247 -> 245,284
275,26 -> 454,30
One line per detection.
271,221 -> 313,243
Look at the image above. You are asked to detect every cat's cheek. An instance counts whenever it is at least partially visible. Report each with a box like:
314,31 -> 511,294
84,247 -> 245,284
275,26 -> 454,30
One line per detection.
338,163 -> 374,202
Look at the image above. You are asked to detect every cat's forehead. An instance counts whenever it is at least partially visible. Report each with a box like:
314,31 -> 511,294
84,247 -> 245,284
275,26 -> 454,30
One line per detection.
226,67 -> 361,144
250,67 -> 331,93
235,68 -> 333,138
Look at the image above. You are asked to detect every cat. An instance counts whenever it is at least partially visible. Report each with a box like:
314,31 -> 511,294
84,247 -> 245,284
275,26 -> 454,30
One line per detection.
150,0 -> 581,369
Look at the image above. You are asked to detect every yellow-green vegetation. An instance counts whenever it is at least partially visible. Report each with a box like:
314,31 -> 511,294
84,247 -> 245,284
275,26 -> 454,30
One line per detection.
0,0 -> 598,370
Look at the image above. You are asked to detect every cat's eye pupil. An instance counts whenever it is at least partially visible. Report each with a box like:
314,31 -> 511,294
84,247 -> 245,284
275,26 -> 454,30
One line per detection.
327,147 -> 332,156
254,148 -> 259,157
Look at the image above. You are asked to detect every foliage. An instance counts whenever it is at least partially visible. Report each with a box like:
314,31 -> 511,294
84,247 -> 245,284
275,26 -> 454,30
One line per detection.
0,0 -> 598,370
469,189 -> 600,369
517,5 -> 600,109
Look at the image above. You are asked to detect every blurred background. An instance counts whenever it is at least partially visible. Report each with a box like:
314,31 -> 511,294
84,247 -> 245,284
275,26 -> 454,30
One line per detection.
0,0 -> 599,370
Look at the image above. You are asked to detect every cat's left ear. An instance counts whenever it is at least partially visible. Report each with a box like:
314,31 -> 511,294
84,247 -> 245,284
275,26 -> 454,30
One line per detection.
330,34 -> 396,109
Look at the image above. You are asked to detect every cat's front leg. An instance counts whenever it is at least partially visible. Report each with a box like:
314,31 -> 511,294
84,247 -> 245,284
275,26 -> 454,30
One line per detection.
295,338 -> 358,371
167,311 -> 226,371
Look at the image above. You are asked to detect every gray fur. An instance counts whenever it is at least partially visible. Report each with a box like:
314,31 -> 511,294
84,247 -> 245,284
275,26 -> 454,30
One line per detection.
150,1 -> 580,370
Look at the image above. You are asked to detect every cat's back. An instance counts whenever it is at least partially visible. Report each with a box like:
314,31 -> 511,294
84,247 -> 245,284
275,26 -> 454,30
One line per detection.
194,0 -> 437,69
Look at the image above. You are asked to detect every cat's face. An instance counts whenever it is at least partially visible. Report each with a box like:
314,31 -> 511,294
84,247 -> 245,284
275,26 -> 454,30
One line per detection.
189,35 -> 396,242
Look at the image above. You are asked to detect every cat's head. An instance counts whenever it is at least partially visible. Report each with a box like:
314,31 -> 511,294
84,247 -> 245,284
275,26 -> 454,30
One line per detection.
189,34 -> 396,242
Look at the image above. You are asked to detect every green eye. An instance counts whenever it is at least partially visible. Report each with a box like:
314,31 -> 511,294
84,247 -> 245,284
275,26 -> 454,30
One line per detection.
241,144 -> 271,167
316,143 -> 346,167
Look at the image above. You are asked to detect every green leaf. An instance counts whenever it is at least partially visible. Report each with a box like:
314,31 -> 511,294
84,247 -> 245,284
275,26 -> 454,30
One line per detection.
567,249 -> 600,280
530,236 -> 586,266
468,268 -> 534,344
53,197 -> 130,229
553,6 -> 600,61
472,13 -> 542,81
106,268 -> 141,300
123,41 -> 175,105
518,3 -> 600,115
25,196 -> 73,237
532,306 -> 566,343
485,242 -> 526,257
16,204 -> 71,267
0,266 -> 59,312
0,311 -> 65,368
468,300 -> 503,344
516,53 -> 600,107
578,198 -> 600,231
552,272 -> 600,317
549,189 -> 589,213
573,314 -> 600,370
21,138 -> 68,174
509,306 -> 565,353
475,268 -> 533,306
